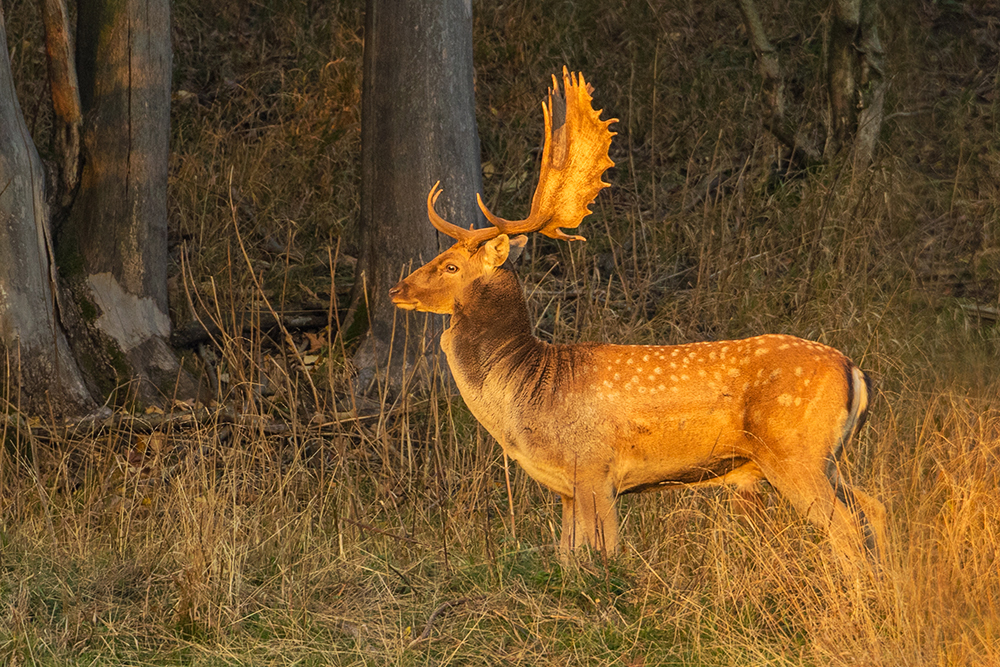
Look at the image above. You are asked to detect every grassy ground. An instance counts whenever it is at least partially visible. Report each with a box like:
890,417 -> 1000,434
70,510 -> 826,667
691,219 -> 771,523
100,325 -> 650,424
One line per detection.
3,0 -> 1000,664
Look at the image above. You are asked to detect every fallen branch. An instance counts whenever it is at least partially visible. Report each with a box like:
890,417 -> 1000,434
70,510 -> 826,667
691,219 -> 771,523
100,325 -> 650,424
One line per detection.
171,310 -> 335,348
2,403 -> 374,440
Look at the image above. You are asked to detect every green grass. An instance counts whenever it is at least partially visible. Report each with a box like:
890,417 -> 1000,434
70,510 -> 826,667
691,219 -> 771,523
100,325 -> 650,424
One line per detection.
4,0 -> 1000,664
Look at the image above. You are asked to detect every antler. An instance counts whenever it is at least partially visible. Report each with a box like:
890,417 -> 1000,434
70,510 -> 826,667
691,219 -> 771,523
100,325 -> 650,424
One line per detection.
426,68 -> 616,247
426,181 -> 501,248
477,67 -> 617,242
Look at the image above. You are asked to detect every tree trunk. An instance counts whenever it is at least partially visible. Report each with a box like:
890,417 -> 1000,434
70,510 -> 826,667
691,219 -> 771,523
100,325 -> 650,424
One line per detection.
352,0 -> 484,391
56,0 -> 198,405
827,0 -> 861,158
854,0 -> 886,164
736,0 -> 821,166
0,8 -> 95,415
736,0 -> 886,166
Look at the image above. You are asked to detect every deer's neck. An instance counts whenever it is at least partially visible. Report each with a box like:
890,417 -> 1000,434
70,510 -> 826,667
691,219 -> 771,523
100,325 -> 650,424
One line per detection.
441,267 -> 597,449
442,268 -> 538,392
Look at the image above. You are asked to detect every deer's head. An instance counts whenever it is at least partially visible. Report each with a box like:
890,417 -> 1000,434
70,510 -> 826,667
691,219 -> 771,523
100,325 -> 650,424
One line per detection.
388,209 -> 524,315
390,69 -> 616,316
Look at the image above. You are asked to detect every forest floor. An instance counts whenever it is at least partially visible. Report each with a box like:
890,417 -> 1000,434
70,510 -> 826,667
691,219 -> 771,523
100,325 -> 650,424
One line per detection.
3,0 -> 1000,664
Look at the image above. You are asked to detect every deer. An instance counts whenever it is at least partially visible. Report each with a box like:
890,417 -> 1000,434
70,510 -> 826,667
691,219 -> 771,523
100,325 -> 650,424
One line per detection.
389,68 -> 886,564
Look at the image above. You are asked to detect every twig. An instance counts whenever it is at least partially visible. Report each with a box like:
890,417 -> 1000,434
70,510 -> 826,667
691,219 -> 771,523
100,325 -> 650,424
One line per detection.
407,598 -> 470,648
340,517 -> 419,544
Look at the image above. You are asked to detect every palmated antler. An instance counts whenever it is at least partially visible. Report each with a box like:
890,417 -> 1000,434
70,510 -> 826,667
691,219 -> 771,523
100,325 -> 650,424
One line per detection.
427,68 -> 616,247
478,68 -> 617,242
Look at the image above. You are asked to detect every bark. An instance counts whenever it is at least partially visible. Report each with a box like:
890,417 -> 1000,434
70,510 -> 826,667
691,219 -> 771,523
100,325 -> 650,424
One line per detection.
41,0 -> 82,203
353,0 -> 483,390
0,8 -> 94,415
57,0 -> 198,405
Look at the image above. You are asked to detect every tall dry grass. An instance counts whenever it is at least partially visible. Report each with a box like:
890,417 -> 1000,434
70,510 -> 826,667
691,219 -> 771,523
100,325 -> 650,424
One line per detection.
3,0 -> 1000,664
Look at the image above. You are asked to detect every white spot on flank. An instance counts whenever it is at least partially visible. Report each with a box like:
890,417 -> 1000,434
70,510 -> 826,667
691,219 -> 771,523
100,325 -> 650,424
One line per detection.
681,374 -> 689,381
670,375 -> 679,382
672,386 -> 679,393
755,348 -> 769,356
794,397 -> 802,406
614,373 -> 621,381
655,367 -> 662,374
643,354 -> 650,362
795,367 -> 803,376
778,394 -> 793,406
627,358 -> 634,365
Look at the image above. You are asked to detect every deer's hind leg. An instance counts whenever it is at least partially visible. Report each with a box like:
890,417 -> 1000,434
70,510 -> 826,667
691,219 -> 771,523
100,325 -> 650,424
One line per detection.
826,460 -> 886,559
759,456 -> 875,563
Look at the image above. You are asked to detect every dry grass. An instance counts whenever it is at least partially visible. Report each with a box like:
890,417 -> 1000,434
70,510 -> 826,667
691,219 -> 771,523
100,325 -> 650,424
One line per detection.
3,0 -> 1000,664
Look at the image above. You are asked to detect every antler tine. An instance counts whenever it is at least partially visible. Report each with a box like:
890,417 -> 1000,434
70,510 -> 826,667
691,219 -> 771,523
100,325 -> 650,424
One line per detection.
427,181 -> 501,248
477,67 -> 617,242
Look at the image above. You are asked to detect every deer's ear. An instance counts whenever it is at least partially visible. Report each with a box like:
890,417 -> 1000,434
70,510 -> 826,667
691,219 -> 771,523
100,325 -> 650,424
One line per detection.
506,235 -> 527,264
481,234 -> 510,269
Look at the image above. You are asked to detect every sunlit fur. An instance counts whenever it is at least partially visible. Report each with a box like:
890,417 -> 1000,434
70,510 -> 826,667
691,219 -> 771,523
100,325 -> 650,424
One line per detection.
391,235 -> 886,564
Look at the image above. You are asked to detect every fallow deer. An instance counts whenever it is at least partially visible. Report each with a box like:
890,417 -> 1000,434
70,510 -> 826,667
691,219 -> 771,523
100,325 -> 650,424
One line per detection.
390,69 -> 885,562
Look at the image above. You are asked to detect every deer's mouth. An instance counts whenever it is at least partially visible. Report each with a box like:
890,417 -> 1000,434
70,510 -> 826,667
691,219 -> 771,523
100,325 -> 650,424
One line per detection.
392,298 -> 418,310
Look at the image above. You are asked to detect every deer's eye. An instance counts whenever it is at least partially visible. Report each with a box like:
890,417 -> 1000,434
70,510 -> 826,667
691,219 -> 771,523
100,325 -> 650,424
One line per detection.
445,264 -> 459,273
